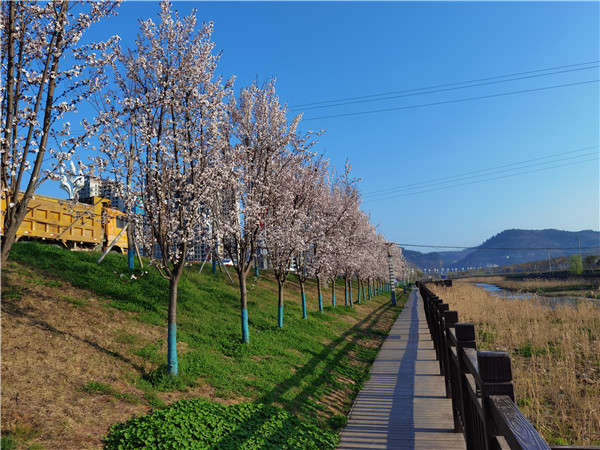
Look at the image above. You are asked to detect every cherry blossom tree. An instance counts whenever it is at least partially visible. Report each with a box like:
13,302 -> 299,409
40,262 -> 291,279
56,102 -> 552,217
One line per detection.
265,155 -> 324,324
306,162 -> 360,312
92,1 -> 231,376
212,80 -> 305,341
1,0 -> 120,265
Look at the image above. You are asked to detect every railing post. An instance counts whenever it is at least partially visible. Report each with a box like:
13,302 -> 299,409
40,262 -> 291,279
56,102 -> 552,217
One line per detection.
455,324 -> 480,449
441,310 -> 459,397
434,302 -> 449,373
478,351 -> 514,447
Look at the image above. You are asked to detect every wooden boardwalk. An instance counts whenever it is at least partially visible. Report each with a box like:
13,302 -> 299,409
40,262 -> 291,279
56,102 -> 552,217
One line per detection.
338,289 -> 466,449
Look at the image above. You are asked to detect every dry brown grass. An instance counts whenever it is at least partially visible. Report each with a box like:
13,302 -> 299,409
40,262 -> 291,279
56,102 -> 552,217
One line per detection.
460,275 -> 600,298
430,281 -> 600,445
1,262 -> 215,449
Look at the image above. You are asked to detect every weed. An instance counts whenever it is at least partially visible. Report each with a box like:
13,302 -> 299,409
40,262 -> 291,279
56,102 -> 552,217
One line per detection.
327,414 -> 348,430
105,398 -> 339,449
60,295 -> 88,307
2,287 -> 23,299
142,389 -> 167,409
516,397 -> 532,407
133,341 -> 165,365
82,381 -> 139,404
2,425 -> 40,449
0,435 -> 16,450
478,330 -> 495,344
114,329 -> 143,345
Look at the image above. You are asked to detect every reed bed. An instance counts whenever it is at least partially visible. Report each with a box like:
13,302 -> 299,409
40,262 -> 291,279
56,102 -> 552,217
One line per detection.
461,276 -> 600,299
430,281 -> 600,446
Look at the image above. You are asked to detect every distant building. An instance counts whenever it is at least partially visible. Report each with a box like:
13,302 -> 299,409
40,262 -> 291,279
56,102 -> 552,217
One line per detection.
80,176 -> 125,211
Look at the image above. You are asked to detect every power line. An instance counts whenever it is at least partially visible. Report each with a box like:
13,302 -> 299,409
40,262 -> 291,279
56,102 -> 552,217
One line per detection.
394,243 -> 600,251
291,60 -> 599,108
290,65 -> 599,112
362,155 -> 599,203
363,146 -> 599,199
302,79 -> 599,121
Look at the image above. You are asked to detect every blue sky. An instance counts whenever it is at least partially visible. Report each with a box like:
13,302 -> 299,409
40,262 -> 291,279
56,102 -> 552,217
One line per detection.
41,1 -> 600,252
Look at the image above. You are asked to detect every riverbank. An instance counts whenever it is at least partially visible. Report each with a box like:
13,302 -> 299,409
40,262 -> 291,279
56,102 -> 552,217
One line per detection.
430,280 -> 600,446
458,274 -> 600,299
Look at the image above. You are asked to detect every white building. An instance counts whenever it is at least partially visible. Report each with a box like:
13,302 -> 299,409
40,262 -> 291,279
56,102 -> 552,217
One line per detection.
80,176 -> 125,211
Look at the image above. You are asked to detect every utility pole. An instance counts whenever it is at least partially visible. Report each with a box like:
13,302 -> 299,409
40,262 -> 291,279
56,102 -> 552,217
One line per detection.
387,244 -> 397,306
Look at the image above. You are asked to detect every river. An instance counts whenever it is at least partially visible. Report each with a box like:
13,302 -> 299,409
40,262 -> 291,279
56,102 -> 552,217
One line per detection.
475,283 -> 600,308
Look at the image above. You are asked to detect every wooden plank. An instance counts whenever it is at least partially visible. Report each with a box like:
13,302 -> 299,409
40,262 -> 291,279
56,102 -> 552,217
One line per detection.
338,289 -> 466,449
490,395 -> 551,450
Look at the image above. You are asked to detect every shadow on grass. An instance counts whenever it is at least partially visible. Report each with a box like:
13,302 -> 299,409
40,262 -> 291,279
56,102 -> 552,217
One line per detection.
1,298 -> 147,373
211,299 -> 402,449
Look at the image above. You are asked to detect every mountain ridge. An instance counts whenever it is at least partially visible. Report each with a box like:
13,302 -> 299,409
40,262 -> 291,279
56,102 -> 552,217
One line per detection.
403,229 -> 600,270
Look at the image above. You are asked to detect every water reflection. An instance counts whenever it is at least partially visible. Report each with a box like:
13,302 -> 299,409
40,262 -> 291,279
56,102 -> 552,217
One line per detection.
475,283 -> 599,308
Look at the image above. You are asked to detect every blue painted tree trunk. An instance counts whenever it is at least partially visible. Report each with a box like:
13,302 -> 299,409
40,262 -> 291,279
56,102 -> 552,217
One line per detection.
241,307 -> 249,343
317,275 -> 323,313
278,304 -> 284,328
357,279 -> 361,304
277,280 -> 284,328
300,282 -> 307,319
167,322 -> 177,376
238,271 -> 250,343
331,277 -> 336,308
344,285 -> 348,306
301,291 -> 307,319
167,274 -> 182,377
128,248 -> 135,270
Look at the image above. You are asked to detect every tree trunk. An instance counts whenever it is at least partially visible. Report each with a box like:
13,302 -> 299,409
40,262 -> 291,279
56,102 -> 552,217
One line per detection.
348,276 -> 354,307
238,270 -> 250,343
316,274 -> 323,313
1,229 -> 19,267
277,278 -> 284,328
1,1 -> 67,266
300,280 -> 307,319
331,276 -> 336,308
344,276 -> 348,306
357,277 -> 361,304
127,226 -> 135,269
167,268 -> 183,377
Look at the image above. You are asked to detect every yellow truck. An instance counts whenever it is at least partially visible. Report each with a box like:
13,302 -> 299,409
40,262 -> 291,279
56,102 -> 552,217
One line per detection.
1,193 -> 128,253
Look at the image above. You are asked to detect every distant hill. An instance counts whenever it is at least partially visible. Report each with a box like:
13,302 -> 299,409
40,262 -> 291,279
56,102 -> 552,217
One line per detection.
403,229 -> 600,270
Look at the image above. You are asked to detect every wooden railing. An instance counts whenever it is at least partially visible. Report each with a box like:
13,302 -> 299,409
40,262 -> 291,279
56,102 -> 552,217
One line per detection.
418,281 -> 567,450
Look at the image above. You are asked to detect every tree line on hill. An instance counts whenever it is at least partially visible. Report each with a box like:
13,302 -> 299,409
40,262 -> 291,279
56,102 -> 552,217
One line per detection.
404,229 -> 600,272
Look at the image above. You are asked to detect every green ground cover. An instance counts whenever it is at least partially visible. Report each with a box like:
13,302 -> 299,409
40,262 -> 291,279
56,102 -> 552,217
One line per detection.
7,242 -> 406,448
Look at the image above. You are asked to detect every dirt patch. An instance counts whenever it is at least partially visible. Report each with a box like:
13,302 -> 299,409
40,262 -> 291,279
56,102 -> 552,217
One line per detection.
1,263 -> 201,449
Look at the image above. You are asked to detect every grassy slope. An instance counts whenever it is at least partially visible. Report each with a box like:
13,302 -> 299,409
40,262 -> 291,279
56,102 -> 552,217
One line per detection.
1,242 -> 405,449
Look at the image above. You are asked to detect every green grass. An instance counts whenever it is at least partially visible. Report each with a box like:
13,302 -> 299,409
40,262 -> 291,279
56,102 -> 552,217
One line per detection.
9,241 -> 406,448
82,381 -> 140,404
